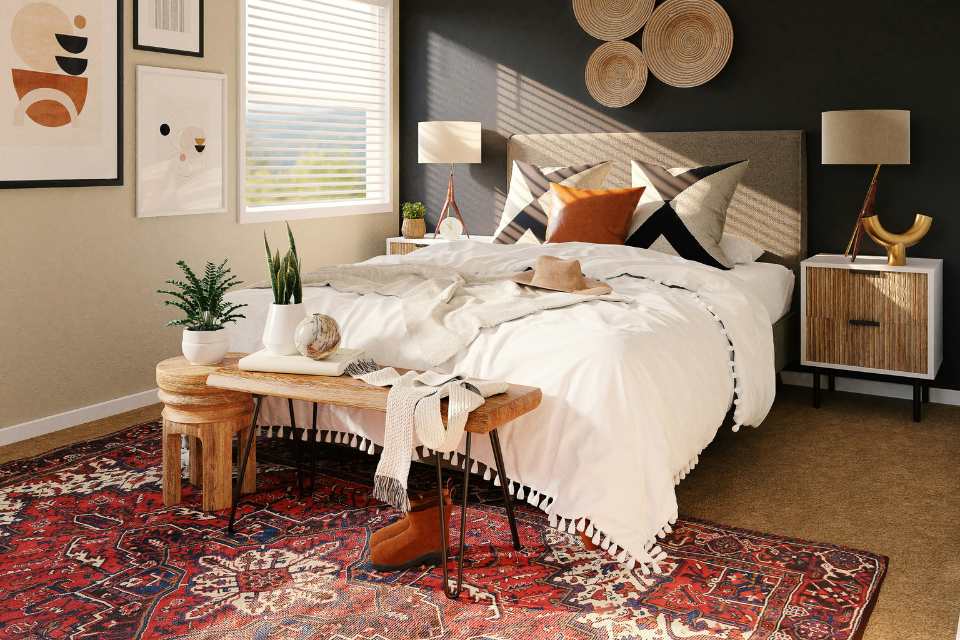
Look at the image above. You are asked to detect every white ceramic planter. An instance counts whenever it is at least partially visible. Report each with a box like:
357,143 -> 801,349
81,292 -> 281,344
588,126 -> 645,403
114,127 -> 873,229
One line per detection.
262,303 -> 305,355
182,329 -> 229,365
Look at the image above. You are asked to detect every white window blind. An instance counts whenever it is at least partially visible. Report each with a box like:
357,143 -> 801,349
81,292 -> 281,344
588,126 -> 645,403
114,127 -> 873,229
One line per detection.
241,0 -> 392,221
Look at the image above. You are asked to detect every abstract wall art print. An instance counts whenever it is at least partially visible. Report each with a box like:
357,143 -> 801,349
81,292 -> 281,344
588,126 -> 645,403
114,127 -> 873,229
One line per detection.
134,0 -> 203,57
136,66 -> 226,217
0,0 -> 122,188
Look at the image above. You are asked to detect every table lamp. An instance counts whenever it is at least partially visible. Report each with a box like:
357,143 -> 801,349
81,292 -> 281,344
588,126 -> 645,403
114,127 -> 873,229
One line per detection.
822,109 -> 931,264
418,121 -> 482,238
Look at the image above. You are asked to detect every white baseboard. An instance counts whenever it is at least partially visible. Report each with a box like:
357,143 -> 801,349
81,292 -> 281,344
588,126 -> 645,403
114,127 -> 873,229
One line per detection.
0,389 -> 160,447
781,371 -> 960,406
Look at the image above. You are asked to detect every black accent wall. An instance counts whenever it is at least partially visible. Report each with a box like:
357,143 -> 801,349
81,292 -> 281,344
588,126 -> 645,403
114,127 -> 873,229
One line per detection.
399,0 -> 959,388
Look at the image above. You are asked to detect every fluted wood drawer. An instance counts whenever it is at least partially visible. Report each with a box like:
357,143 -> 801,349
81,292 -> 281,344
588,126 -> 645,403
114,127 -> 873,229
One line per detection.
805,267 -> 928,374
805,317 -> 927,374
805,267 -> 927,323
387,241 -> 420,256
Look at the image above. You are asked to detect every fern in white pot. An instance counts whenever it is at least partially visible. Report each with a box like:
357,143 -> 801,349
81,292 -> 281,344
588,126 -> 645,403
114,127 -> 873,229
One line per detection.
262,223 -> 305,355
158,259 -> 248,365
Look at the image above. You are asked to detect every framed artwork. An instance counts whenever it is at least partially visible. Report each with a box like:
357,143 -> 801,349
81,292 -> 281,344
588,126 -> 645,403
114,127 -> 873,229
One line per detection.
134,0 -> 203,57
0,0 -> 122,188
136,66 -> 226,217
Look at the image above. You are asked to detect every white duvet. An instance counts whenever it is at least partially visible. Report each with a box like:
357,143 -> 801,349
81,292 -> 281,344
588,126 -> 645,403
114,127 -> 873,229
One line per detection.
225,241 -> 776,568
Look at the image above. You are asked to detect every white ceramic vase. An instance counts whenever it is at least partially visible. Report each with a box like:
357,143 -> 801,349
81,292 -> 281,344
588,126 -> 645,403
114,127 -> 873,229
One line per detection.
182,329 -> 229,365
262,303 -> 306,355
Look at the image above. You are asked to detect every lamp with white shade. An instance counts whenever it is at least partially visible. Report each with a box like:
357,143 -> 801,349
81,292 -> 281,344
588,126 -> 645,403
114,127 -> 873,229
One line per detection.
418,121 -> 482,238
822,109 -> 931,264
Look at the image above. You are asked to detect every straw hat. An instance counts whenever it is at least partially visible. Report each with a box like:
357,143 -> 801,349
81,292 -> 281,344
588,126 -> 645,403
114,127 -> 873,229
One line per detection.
512,256 -> 612,295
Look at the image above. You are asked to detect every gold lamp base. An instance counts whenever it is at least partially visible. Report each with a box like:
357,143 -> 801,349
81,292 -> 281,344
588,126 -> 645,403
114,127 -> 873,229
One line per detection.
843,164 -> 933,266
861,213 -> 933,266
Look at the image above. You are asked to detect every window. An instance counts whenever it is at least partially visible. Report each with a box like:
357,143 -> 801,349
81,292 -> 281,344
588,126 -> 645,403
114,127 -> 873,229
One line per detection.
240,0 -> 394,222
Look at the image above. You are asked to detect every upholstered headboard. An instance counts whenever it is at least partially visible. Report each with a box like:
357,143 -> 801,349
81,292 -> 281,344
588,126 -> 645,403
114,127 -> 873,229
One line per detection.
506,131 -> 807,272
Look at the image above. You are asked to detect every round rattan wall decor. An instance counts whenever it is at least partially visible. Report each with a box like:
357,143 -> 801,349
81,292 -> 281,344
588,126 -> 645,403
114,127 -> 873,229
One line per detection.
642,0 -> 733,88
585,40 -> 648,108
572,0 -> 656,41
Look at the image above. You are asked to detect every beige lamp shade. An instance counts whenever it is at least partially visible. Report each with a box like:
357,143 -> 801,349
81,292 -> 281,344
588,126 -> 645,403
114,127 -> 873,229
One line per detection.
822,110 -> 910,165
418,121 -> 482,164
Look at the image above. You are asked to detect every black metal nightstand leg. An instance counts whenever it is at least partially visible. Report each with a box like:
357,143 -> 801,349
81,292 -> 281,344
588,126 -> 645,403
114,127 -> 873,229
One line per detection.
828,374 -> 836,392
913,382 -> 922,423
922,384 -> 930,404
812,369 -> 821,409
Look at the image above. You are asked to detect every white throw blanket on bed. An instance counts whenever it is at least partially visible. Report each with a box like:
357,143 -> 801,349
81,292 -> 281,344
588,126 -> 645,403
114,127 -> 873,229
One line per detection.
227,241 -> 778,572
255,264 -> 630,366
356,367 -> 508,512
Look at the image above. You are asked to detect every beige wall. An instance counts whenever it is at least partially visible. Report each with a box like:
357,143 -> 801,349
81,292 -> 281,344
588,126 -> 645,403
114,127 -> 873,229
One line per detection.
0,1 -> 398,429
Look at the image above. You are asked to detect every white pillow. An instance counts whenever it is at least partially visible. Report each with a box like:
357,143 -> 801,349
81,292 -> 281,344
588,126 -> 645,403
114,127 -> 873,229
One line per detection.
720,233 -> 765,264
493,161 -> 611,244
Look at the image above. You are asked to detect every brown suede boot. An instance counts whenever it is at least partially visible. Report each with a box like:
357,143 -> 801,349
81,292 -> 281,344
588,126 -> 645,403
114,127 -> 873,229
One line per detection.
369,488 -> 450,548
370,491 -> 452,571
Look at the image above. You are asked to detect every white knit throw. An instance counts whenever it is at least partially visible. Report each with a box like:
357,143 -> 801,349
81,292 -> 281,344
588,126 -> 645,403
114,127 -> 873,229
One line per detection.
355,367 -> 508,511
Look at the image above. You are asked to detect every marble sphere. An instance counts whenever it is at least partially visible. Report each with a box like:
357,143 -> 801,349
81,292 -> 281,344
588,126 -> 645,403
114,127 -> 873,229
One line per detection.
294,313 -> 341,360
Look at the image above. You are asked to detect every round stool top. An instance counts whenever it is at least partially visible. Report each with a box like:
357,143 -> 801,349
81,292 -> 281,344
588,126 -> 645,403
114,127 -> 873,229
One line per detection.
156,354 -> 246,395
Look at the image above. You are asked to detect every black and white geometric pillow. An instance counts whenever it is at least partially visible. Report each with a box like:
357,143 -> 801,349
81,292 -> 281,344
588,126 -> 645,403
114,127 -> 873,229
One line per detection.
494,160 -> 611,244
627,160 -> 749,270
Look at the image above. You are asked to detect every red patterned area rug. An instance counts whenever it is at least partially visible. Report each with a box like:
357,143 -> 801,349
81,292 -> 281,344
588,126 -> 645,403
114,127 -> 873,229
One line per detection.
0,422 -> 886,639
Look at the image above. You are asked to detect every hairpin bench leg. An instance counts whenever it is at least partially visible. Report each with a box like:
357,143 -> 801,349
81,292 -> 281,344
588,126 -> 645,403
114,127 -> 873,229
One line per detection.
436,433 -> 472,600
228,395 -> 262,535
287,399 -> 308,497
309,402 -> 319,493
490,429 -> 521,551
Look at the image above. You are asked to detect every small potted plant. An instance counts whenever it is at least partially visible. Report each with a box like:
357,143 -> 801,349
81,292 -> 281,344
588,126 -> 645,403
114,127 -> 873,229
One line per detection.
158,259 -> 248,365
401,201 -> 426,239
262,222 -> 305,355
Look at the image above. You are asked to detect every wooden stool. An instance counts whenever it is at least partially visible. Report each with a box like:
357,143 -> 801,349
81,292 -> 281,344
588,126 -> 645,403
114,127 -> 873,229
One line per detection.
156,355 -> 255,512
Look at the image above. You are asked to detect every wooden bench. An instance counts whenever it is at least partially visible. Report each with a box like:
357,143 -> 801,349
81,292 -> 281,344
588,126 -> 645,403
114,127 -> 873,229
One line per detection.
206,361 -> 542,599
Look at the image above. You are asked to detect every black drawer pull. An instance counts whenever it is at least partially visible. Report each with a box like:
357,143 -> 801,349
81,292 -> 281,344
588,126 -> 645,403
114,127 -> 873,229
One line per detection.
848,319 -> 880,327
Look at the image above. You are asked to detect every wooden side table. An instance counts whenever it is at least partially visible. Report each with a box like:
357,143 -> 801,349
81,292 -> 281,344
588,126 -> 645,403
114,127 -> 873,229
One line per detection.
385,235 -> 493,256
156,355 -> 256,511
801,254 -> 943,421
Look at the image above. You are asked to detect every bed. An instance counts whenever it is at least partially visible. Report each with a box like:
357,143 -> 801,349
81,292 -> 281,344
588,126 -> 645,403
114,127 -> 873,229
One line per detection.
225,130 -> 807,569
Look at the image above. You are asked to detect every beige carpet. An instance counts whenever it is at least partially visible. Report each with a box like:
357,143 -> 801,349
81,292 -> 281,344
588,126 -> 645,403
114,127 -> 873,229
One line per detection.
1,389 -> 957,638
677,386 -> 960,640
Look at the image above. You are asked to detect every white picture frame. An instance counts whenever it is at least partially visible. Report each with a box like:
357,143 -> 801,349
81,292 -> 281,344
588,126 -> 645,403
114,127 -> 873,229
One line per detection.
136,66 -> 226,218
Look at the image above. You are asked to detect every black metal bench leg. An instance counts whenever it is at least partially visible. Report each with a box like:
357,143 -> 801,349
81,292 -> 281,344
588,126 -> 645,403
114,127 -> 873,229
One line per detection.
228,395 -> 262,535
288,398 -> 305,497
436,433 -> 471,600
490,429 -> 521,551
309,402 -> 319,493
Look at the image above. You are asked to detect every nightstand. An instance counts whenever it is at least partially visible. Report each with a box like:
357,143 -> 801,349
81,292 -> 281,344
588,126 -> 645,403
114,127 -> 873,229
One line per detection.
801,254 -> 943,421
385,235 -> 493,256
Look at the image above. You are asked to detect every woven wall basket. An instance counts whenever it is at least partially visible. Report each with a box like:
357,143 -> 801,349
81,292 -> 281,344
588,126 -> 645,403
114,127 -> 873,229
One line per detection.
585,41 -> 648,108
642,0 -> 734,88
572,0 -> 656,41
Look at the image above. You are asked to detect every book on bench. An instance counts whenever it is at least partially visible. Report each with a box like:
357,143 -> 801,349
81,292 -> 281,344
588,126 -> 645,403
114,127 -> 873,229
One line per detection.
238,348 -> 365,377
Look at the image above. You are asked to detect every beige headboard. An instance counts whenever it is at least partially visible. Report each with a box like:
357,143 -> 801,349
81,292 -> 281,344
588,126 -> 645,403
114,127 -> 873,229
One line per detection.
506,131 -> 807,272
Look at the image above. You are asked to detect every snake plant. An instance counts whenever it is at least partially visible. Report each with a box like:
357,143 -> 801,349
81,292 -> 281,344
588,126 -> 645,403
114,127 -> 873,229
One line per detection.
264,222 -> 303,305
158,259 -> 248,331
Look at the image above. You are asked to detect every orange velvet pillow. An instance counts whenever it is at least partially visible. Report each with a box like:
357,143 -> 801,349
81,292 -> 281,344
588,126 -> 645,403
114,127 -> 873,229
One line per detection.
545,184 -> 646,244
